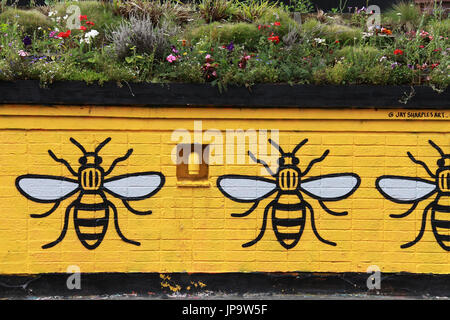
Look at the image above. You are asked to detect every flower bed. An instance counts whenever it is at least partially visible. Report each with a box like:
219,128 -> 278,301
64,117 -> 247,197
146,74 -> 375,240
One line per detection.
0,0 -> 448,91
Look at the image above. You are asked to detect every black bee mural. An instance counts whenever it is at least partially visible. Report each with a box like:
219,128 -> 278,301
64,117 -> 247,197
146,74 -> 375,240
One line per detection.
16,137 -> 165,250
217,139 -> 361,249
376,140 -> 450,251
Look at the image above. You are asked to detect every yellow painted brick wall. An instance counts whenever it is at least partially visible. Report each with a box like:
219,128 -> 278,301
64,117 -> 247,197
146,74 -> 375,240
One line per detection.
0,105 -> 449,274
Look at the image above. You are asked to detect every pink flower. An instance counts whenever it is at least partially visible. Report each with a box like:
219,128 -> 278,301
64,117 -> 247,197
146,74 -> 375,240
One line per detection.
166,54 -> 177,63
18,50 -> 29,57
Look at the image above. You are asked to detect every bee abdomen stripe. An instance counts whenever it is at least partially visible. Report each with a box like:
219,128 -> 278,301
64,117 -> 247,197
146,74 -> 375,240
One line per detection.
273,203 -> 304,210
77,203 -> 108,211
434,219 -> 450,229
78,233 -> 102,241
77,218 -> 107,227
273,217 -> 305,227
436,234 -> 450,242
276,233 -> 301,240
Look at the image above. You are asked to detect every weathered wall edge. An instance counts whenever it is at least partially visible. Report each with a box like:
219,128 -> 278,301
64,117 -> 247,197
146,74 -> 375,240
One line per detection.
0,272 -> 449,298
0,81 -> 448,108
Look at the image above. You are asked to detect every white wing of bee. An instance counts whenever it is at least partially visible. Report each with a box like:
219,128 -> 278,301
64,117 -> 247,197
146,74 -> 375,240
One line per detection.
16,175 -> 79,203
217,175 -> 277,203
376,175 -> 436,203
300,173 -> 361,201
103,172 -> 165,200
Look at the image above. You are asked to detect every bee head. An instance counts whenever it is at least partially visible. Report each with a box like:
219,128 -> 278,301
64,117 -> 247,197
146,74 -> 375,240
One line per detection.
437,156 -> 450,169
70,137 -> 111,168
278,154 -> 300,167
79,153 -> 103,167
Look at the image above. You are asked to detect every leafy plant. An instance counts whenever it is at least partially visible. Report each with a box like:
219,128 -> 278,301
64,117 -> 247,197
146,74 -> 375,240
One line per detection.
107,15 -> 177,60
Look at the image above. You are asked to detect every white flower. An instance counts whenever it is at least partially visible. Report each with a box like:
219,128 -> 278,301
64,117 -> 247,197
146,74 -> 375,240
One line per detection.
85,29 -> 99,39
63,15 -> 68,20
48,11 -> 55,17
314,38 -> 325,44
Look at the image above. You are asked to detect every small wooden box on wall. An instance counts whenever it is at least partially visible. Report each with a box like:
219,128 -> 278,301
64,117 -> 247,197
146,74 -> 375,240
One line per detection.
176,143 -> 209,181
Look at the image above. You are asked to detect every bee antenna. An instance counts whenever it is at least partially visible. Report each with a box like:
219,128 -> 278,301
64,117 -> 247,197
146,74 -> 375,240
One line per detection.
70,138 -> 87,154
429,140 -> 445,157
95,137 -> 112,154
268,138 -> 285,155
292,138 -> 309,155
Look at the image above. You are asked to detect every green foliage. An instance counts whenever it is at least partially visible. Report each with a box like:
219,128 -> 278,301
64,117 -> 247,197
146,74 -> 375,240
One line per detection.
384,1 -> 424,30
186,22 -> 261,49
198,0 -> 238,23
0,0 -> 447,90
0,8 -> 52,34
237,0 -> 277,21
53,1 -> 123,36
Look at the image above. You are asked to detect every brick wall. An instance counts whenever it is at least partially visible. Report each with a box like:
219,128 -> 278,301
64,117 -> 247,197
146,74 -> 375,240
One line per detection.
0,105 -> 449,274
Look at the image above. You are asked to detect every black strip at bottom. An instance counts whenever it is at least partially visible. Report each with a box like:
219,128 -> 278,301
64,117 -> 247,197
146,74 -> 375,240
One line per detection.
0,272 -> 449,298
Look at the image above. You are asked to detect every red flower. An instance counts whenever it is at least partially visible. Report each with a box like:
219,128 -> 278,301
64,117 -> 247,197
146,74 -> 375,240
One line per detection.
335,40 -> 340,44
79,15 -> 88,21
273,21 -> 281,26
86,21 -> 95,26
268,33 -> 280,44
58,30 -> 71,38
394,49 -> 404,55
419,45 -> 424,48
79,26 -> 87,31
431,63 -> 440,69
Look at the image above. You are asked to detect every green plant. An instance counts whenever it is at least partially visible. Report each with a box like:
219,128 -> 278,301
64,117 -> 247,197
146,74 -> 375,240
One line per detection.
107,15 -> 178,60
198,0 -> 237,23
0,8 -> 53,34
279,0 -> 313,13
237,0 -> 277,21
384,1 -> 424,31
113,0 -> 194,25
186,22 -> 261,49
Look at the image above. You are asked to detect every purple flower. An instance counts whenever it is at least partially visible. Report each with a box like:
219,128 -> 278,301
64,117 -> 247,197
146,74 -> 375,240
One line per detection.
407,64 -> 414,69
171,45 -> 179,54
225,41 -> 234,52
391,62 -> 400,69
23,36 -> 32,46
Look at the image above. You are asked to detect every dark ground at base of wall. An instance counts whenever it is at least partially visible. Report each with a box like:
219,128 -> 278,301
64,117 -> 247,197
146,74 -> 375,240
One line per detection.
0,272 -> 449,299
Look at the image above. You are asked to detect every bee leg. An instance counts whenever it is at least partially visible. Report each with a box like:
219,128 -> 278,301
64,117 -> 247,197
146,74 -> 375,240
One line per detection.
401,201 -> 433,249
231,201 -> 259,217
390,202 -> 418,219
108,201 -> 140,246
242,201 -> 272,248
42,202 -> 73,249
30,202 -> 60,218
104,149 -> 133,176
305,201 -> 336,246
123,200 -> 152,215
318,200 -> 348,216
301,150 -> 330,177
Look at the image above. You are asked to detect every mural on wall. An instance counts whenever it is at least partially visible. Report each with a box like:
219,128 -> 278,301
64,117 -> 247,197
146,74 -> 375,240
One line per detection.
376,140 -> 450,251
217,138 -> 361,249
15,137 -> 165,250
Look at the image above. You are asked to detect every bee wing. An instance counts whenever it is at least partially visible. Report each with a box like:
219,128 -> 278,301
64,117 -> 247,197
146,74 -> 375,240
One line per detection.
376,175 -> 436,203
16,174 -> 79,203
103,172 -> 165,200
217,175 -> 277,203
300,173 -> 361,201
